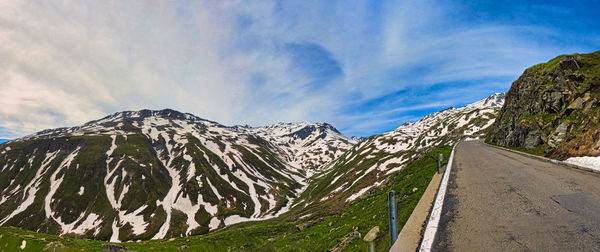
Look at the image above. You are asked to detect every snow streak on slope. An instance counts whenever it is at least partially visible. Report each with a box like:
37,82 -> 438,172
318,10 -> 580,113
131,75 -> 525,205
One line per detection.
0,151 -> 60,225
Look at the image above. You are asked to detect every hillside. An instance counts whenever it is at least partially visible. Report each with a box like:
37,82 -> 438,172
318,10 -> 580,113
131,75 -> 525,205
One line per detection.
487,51 -> 600,160
0,109 -> 355,242
0,145 -> 452,251
292,93 -> 505,218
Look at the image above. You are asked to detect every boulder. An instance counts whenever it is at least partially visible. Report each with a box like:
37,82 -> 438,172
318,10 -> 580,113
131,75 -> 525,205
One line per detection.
548,122 -> 570,148
363,226 -> 380,242
567,97 -> 585,110
524,131 -> 543,150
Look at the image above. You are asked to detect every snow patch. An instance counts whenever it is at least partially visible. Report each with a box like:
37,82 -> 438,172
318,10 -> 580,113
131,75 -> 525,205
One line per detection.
45,147 -> 81,220
110,219 -> 120,243
71,213 -> 102,234
223,215 -> 249,226
345,181 -> 382,203
564,156 -> 600,171
209,217 -> 221,231
118,205 -> 149,236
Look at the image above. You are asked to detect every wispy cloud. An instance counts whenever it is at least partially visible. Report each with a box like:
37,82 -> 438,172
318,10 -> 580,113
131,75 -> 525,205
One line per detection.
1,0 -> 599,138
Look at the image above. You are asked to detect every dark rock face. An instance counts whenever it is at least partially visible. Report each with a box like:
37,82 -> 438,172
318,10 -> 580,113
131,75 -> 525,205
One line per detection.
487,51 -> 600,159
282,123 -> 340,140
350,136 -> 365,142
285,125 -> 318,140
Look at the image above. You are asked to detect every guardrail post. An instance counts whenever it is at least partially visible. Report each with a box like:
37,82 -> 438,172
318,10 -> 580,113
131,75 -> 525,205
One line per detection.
388,190 -> 398,246
437,153 -> 443,174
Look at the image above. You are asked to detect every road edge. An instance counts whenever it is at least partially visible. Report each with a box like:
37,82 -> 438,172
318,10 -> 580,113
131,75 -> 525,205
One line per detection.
390,168 -> 443,252
485,143 -> 600,175
416,143 -> 457,252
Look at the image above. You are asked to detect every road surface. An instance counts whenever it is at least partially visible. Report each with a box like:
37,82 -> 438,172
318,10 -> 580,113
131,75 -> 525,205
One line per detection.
434,140 -> 600,251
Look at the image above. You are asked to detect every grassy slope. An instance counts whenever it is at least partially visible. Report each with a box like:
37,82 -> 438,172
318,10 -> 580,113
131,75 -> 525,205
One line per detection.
0,145 -> 452,251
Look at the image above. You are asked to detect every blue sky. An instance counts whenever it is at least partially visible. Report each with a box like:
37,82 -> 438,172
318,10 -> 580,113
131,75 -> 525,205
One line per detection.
0,1 -> 599,138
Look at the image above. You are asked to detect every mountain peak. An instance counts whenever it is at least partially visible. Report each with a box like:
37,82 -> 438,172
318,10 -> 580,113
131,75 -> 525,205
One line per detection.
99,109 -> 209,122
246,121 -> 355,176
466,92 -> 506,109
351,136 -> 366,142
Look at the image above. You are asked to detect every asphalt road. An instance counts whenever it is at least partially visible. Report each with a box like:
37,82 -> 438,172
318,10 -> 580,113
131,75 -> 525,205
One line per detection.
434,140 -> 600,251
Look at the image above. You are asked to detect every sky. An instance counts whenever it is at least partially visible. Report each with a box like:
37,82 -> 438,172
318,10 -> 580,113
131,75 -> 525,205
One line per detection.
1,1 -> 599,138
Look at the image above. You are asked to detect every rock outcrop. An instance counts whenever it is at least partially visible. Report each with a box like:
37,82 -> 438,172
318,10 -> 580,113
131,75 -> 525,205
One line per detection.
487,50 -> 600,159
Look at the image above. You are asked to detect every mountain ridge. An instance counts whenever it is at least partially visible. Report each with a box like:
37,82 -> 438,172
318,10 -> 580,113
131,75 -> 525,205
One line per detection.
0,109 -> 355,241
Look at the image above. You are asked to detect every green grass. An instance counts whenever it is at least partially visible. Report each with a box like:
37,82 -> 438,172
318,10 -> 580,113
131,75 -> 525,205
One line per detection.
529,54 -> 566,73
487,141 -> 546,156
0,227 -> 106,251
0,145 -> 452,251
518,112 -> 557,125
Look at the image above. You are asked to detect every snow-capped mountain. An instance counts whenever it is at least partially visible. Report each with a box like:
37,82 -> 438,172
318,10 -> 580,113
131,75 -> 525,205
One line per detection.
0,93 -> 504,241
243,122 -> 356,177
296,93 -> 505,214
0,109 -> 354,241
351,136 -> 366,142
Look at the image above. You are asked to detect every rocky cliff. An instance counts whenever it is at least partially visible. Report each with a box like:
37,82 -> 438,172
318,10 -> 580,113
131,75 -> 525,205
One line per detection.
487,50 -> 600,159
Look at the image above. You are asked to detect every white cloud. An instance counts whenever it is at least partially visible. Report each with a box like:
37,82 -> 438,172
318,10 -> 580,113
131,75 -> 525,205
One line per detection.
0,0 -> 596,138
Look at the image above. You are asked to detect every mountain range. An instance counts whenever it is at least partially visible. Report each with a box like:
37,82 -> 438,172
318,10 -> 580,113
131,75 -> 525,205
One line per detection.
0,110 -> 355,241
0,92 -> 504,242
